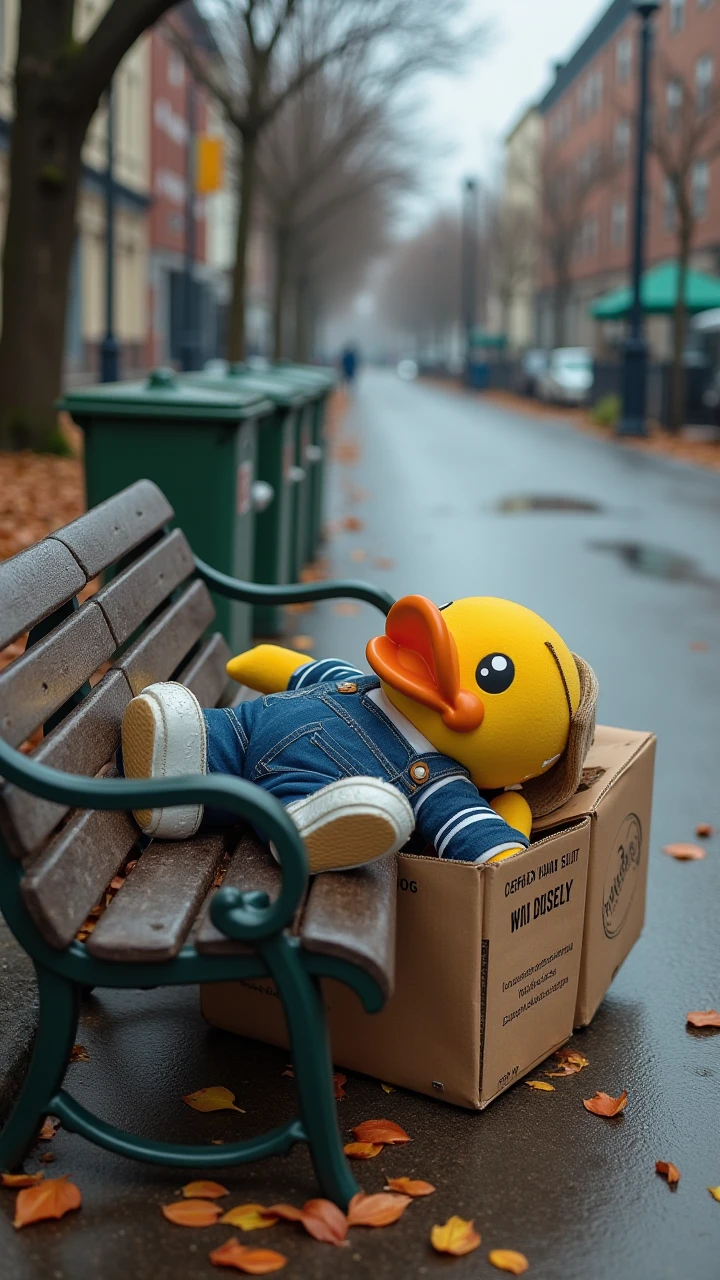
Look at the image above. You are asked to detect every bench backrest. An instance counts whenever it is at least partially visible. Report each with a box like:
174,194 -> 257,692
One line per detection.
0,480 -> 233,949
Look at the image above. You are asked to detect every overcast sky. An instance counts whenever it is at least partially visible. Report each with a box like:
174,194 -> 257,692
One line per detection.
416,0 -> 615,205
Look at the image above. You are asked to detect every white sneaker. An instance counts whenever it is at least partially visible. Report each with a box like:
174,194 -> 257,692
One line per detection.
121,681 -> 207,839
276,777 -> 414,874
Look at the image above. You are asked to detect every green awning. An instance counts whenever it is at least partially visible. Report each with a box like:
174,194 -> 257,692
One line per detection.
589,261 -> 720,319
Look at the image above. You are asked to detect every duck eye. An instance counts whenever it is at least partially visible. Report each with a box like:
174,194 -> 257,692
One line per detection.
475,653 -> 515,694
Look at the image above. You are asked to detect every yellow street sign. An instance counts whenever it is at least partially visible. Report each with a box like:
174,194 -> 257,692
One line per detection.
196,136 -> 223,194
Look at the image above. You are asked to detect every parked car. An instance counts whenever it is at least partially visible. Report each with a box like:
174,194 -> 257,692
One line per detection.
537,348 -> 594,406
520,348 -> 548,397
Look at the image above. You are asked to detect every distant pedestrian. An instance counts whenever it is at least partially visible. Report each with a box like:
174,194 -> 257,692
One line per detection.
340,344 -> 359,387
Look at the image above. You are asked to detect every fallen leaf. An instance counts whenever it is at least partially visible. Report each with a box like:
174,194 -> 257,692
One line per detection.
162,1199 -> 224,1227
183,1086 -> 245,1113
385,1177 -> 435,1197
690,641 -> 708,651
380,1082 -> 395,1094
556,1048 -> 589,1069
211,1140 -> 226,1146
333,1073 -> 347,1101
290,635 -> 315,652
332,602 -> 361,615
431,1216 -> 481,1256
37,1117 -> 59,1141
526,1081 -> 554,1092
489,1248 -> 530,1274
686,1010 -> 720,1028
13,1177 -> 82,1228
69,1044 -> 90,1063
372,557 -> 395,570
347,1191 -> 411,1227
349,548 -> 367,562
342,516 -> 364,532
109,875 -> 125,890
281,1066 -> 294,1079
656,1161 -> 680,1184
708,1186 -> 720,1202
298,1198 -> 348,1246
39,1153 -> 55,1165
209,1238 -> 287,1273
352,1119 -> 411,1145
662,842 -> 706,861
267,1204 -> 304,1222
2,1172 -> 44,1188
695,823 -> 715,838
343,1142 -> 383,1160
181,1180 -> 229,1199
221,1204 -> 279,1231
583,1089 -> 628,1117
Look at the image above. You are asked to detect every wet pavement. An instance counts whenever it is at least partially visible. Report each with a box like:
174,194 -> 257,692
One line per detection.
3,370 -> 720,1278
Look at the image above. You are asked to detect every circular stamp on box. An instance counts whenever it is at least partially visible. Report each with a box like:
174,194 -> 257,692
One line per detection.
602,812 -> 642,939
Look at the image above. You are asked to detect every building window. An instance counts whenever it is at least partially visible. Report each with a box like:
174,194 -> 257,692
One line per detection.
663,177 -> 677,231
666,78 -> 683,130
696,55 -> 714,112
692,159 -> 710,217
669,0 -> 685,30
578,71 -> 602,117
616,37 -> 632,84
611,200 -> 628,247
167,47 -> 185,87
575,214 -> 598,259
614,117 -> 631,159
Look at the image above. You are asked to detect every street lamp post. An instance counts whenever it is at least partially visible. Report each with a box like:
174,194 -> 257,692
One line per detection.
461,177 -> 478,383
100,81 -> 120,383
617,0 -> 661,437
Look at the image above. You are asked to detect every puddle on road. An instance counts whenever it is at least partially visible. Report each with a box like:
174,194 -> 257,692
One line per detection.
589,540 -> 720,587
497,494 -> 604,514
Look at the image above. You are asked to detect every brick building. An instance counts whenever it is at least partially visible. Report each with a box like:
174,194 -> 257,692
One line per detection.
536,0 -> 720,356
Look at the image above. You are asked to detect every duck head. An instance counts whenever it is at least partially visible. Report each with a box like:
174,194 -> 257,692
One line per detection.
366,594 -> 586,793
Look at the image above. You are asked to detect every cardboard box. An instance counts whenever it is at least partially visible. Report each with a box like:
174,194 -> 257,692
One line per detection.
533,725 -> 656,1028
201,725 -> 654,1109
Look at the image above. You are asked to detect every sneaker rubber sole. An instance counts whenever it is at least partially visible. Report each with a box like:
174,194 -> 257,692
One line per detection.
121,681 -> 206,839
282,777 -> 414,874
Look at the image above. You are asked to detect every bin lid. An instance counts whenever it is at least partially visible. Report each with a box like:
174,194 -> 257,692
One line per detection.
61,367 -> 274,421
271,361 -> 337,392
187,364 -> 311,408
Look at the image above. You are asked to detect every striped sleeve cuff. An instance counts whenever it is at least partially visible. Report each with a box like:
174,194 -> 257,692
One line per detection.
289,657 -> 365,690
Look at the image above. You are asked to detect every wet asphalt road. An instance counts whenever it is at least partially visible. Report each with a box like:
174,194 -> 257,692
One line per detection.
2,370 -> 720,1279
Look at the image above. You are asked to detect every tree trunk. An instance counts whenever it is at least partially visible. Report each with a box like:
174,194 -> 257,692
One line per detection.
552,269 -> 568,349
227,128 -> 258,363
670,226 -> 691,432
272,225 -> 290,361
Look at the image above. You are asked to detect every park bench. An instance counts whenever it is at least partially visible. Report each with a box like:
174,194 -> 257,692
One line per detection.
0,479 -> 396,1209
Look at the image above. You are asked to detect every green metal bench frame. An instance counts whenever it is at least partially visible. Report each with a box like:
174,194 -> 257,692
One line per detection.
0,556 -> 394,1209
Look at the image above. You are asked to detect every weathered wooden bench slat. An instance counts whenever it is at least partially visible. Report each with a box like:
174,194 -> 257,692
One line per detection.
49,480 -> 173,579
178,632 -> 233,709
21,774 -> 139,950
0,539 -> 87,650
300,856 -> 397,1000
88,832 -> 228,962
112,579 -> 215,696
0,670 -> 131,857
0,602 -> 117,748
94,529 -> 195,647
196,833 -> 284,955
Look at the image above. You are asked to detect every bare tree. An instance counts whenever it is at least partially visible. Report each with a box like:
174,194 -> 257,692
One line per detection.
650,55 -> 720,430
0,0 -> 179,449
171,0 -> 483,362
378,212 -> 469,359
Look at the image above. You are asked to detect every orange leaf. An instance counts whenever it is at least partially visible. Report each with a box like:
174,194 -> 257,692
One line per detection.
342,516 -> 364,532
2,1172 -> 44,1188
39,1154 -> 55,1165
344,1142 -> 383,1159
489,1248 -> 530,1274
372,557 -> 395,570
181,1180 -> 229,1199
385,1177 -> 435,1197
656,1161 -> 680,1184
686,1010 -> 720,1028
221,1204 -> 279,1231
70,1044 -> 90,1063
333,1073 -> 347,1101
209,1238 -> 287,1273
431,1216 -> 481,1256
183,1086 -> 245,1113
583,1089 -> 628,1117
267,1204 -> 304,1222
299,1198 -> 348,1246
13,1176 -> 81,1228
349,549 -> 367,562
38,1117 -> 59,1141
662,842 -> 706,861
696,823 -> 715,838
526,1081 -> 554,1092
556,1048 -> 589,1069
352,1119 -> 411,1145
347,1192 -> 411,1227
162,1199 -> 224,1227
290,635 -> 315,652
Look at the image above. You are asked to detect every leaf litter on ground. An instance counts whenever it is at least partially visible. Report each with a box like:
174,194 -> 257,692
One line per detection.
431,1216 -> 481,1256
13,1177 -> 81,1229
183,1086 -> 245,1113
686,1010 -> 720,1028
583,1089 -> 628,1117
347,1192 -> 411,1227
656,1161 -> 680,1185
162,1200 -> 223,1227
209,1238 -> 287,1273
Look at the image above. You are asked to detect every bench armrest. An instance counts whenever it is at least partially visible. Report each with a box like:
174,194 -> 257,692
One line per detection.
0,736 -> 306,942
195,557 -> 394,616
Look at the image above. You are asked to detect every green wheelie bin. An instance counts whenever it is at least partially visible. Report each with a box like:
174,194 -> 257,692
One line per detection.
272,363 -> 336,563
182,365 -> 312,637
61,368 -> 273,654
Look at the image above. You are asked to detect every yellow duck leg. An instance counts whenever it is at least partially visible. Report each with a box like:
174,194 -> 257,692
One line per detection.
487,792 -> 533,864
226,644 -> 314,694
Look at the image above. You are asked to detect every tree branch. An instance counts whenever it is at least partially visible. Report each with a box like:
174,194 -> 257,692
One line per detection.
65,0 -> 178,112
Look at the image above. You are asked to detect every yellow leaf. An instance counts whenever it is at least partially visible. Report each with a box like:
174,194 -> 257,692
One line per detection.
183,1086 -> 245,1113
380,1083 -> 395,1094
708,1186 -> 720,1202
181,1180 -> 229,1199
431,1216 -> 481,1256
344,1142 -> 383,1159
526,1081 -> 555,1092
221,1204 -> 280,1231
489,1248 -> 530,1274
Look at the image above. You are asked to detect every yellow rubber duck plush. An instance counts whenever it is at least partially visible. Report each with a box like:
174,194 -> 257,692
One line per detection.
122,595 -> 597,875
